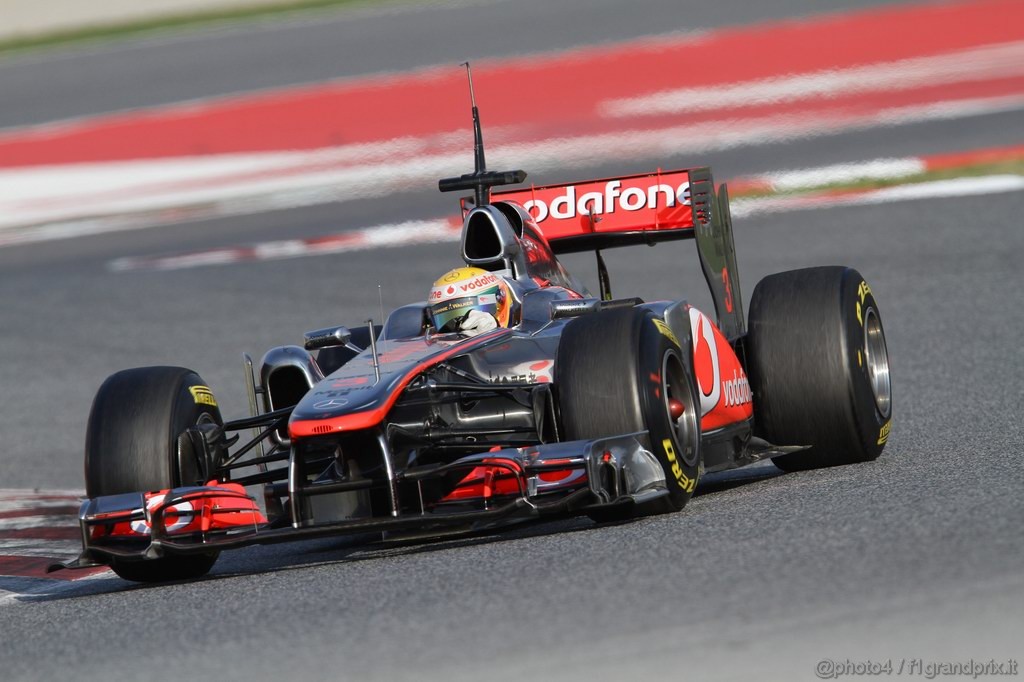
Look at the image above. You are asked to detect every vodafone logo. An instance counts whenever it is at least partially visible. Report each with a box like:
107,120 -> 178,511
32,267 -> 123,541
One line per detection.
495,169 -> 694,240
689,308 -> 752,415
430,273 -> 500,304
523,180 -> 691,223
722,370 -> 752,407
689,309 -> 721,416
458,273 -> 498,292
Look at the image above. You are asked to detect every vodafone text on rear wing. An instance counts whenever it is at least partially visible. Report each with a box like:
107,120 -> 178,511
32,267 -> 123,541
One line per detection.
494,167 -> 746,341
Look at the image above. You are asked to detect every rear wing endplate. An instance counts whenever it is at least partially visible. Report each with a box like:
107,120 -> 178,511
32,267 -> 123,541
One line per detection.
689,168 -> 745,341
492,167 -> 745,340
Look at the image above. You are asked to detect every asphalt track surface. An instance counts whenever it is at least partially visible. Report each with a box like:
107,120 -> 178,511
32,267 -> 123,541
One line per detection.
1,1 -> 1023,680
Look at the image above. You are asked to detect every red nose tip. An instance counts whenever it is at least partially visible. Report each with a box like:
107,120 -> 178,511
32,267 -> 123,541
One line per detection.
668,399 -> 685,420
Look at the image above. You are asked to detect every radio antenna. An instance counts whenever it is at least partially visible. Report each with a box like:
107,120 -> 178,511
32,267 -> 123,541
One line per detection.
438,62 -> 527,207
377,283 -> 387,360
464,62 -> 487,189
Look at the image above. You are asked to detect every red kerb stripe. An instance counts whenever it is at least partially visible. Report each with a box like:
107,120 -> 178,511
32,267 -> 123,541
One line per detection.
0,506 -> 79,520
0,0 -> 1019,166
0,555 -> 108,580
0,527 -> 81,541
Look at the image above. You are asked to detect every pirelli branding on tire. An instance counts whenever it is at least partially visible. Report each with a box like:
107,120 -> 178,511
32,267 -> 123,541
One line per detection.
662,438 -> 697,493
878,419 -> 892,445
189,385 -> 218,407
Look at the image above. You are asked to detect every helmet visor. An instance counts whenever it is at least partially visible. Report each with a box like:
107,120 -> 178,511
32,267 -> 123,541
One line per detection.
430,294 -> 498,333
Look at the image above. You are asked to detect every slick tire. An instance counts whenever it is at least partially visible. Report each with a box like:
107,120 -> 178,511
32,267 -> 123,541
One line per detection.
85,366 -> 222,582
746,267 -> 892,472
555,307 -> 701,521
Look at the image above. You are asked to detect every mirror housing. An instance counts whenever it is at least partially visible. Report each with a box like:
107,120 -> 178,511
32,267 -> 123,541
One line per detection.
549,299 -> 600,319
303,326 -> 352,351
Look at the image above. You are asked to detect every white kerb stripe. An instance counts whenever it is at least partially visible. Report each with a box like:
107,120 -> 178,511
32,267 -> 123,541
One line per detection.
730,175 -> 1024,218
601,40 -> 1024,118
765,159 -> 926,192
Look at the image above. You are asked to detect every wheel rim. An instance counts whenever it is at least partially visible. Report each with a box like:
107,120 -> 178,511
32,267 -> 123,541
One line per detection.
863,307 -> 891,419
662,350 -> 700,467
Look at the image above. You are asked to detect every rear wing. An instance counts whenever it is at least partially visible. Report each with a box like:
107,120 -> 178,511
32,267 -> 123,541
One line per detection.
493,168 -> 746,340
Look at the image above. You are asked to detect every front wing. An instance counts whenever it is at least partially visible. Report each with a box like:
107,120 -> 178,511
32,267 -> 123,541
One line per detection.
54,433 -> 666,571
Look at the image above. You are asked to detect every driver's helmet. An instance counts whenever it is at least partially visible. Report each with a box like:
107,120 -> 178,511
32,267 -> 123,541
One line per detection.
428,267 -> 511,332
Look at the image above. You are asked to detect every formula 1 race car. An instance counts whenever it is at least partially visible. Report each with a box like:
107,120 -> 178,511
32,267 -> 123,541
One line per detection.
54,71 -> 892,583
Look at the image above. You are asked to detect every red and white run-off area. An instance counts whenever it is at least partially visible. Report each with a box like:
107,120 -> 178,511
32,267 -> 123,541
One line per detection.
0,0 -> 1022,243
0,490 -> 107,585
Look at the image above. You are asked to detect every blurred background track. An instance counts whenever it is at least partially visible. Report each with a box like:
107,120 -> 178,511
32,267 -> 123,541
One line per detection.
2,0 -> 1022,241
2,0 -> 314,40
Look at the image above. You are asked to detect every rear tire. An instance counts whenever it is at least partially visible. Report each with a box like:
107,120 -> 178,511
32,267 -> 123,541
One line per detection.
555,307 -> 701,520
746,267 -> 892,472
85,366 -> 222,582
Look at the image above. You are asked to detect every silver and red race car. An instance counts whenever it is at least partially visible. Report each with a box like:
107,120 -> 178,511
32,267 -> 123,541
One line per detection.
54,76 -> 892,582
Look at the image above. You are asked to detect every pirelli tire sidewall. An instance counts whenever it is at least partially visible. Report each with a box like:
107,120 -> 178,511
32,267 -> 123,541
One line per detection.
635,314 -> 701,512
845,276 -> 892,459
171,372 -> 225,488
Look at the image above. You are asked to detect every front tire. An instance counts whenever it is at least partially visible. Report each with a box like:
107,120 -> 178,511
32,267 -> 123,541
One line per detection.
85,366 -> 222,582
746,267 -> 892,471
555,307 -> 701,520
